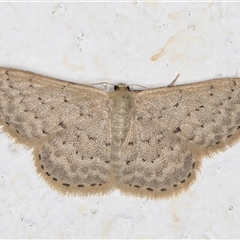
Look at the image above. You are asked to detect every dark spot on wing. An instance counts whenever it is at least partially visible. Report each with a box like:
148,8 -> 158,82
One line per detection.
173,127 -> 181,133
192,162 -> 195,169
62,183 -> 70,187
78,184 -> 85,187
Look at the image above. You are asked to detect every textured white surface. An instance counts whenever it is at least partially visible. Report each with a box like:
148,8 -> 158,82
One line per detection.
0,2 -> 240,238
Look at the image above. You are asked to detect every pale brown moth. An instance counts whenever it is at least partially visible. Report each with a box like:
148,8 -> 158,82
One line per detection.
1,67 -> 240,199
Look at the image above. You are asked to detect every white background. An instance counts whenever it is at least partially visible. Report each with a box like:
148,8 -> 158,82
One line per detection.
0,2 -> 240,239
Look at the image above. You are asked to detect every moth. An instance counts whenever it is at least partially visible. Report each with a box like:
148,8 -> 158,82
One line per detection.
0,67 -> 240,198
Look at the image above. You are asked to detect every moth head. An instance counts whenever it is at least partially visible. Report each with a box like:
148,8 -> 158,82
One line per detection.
114,84 -> 130,91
